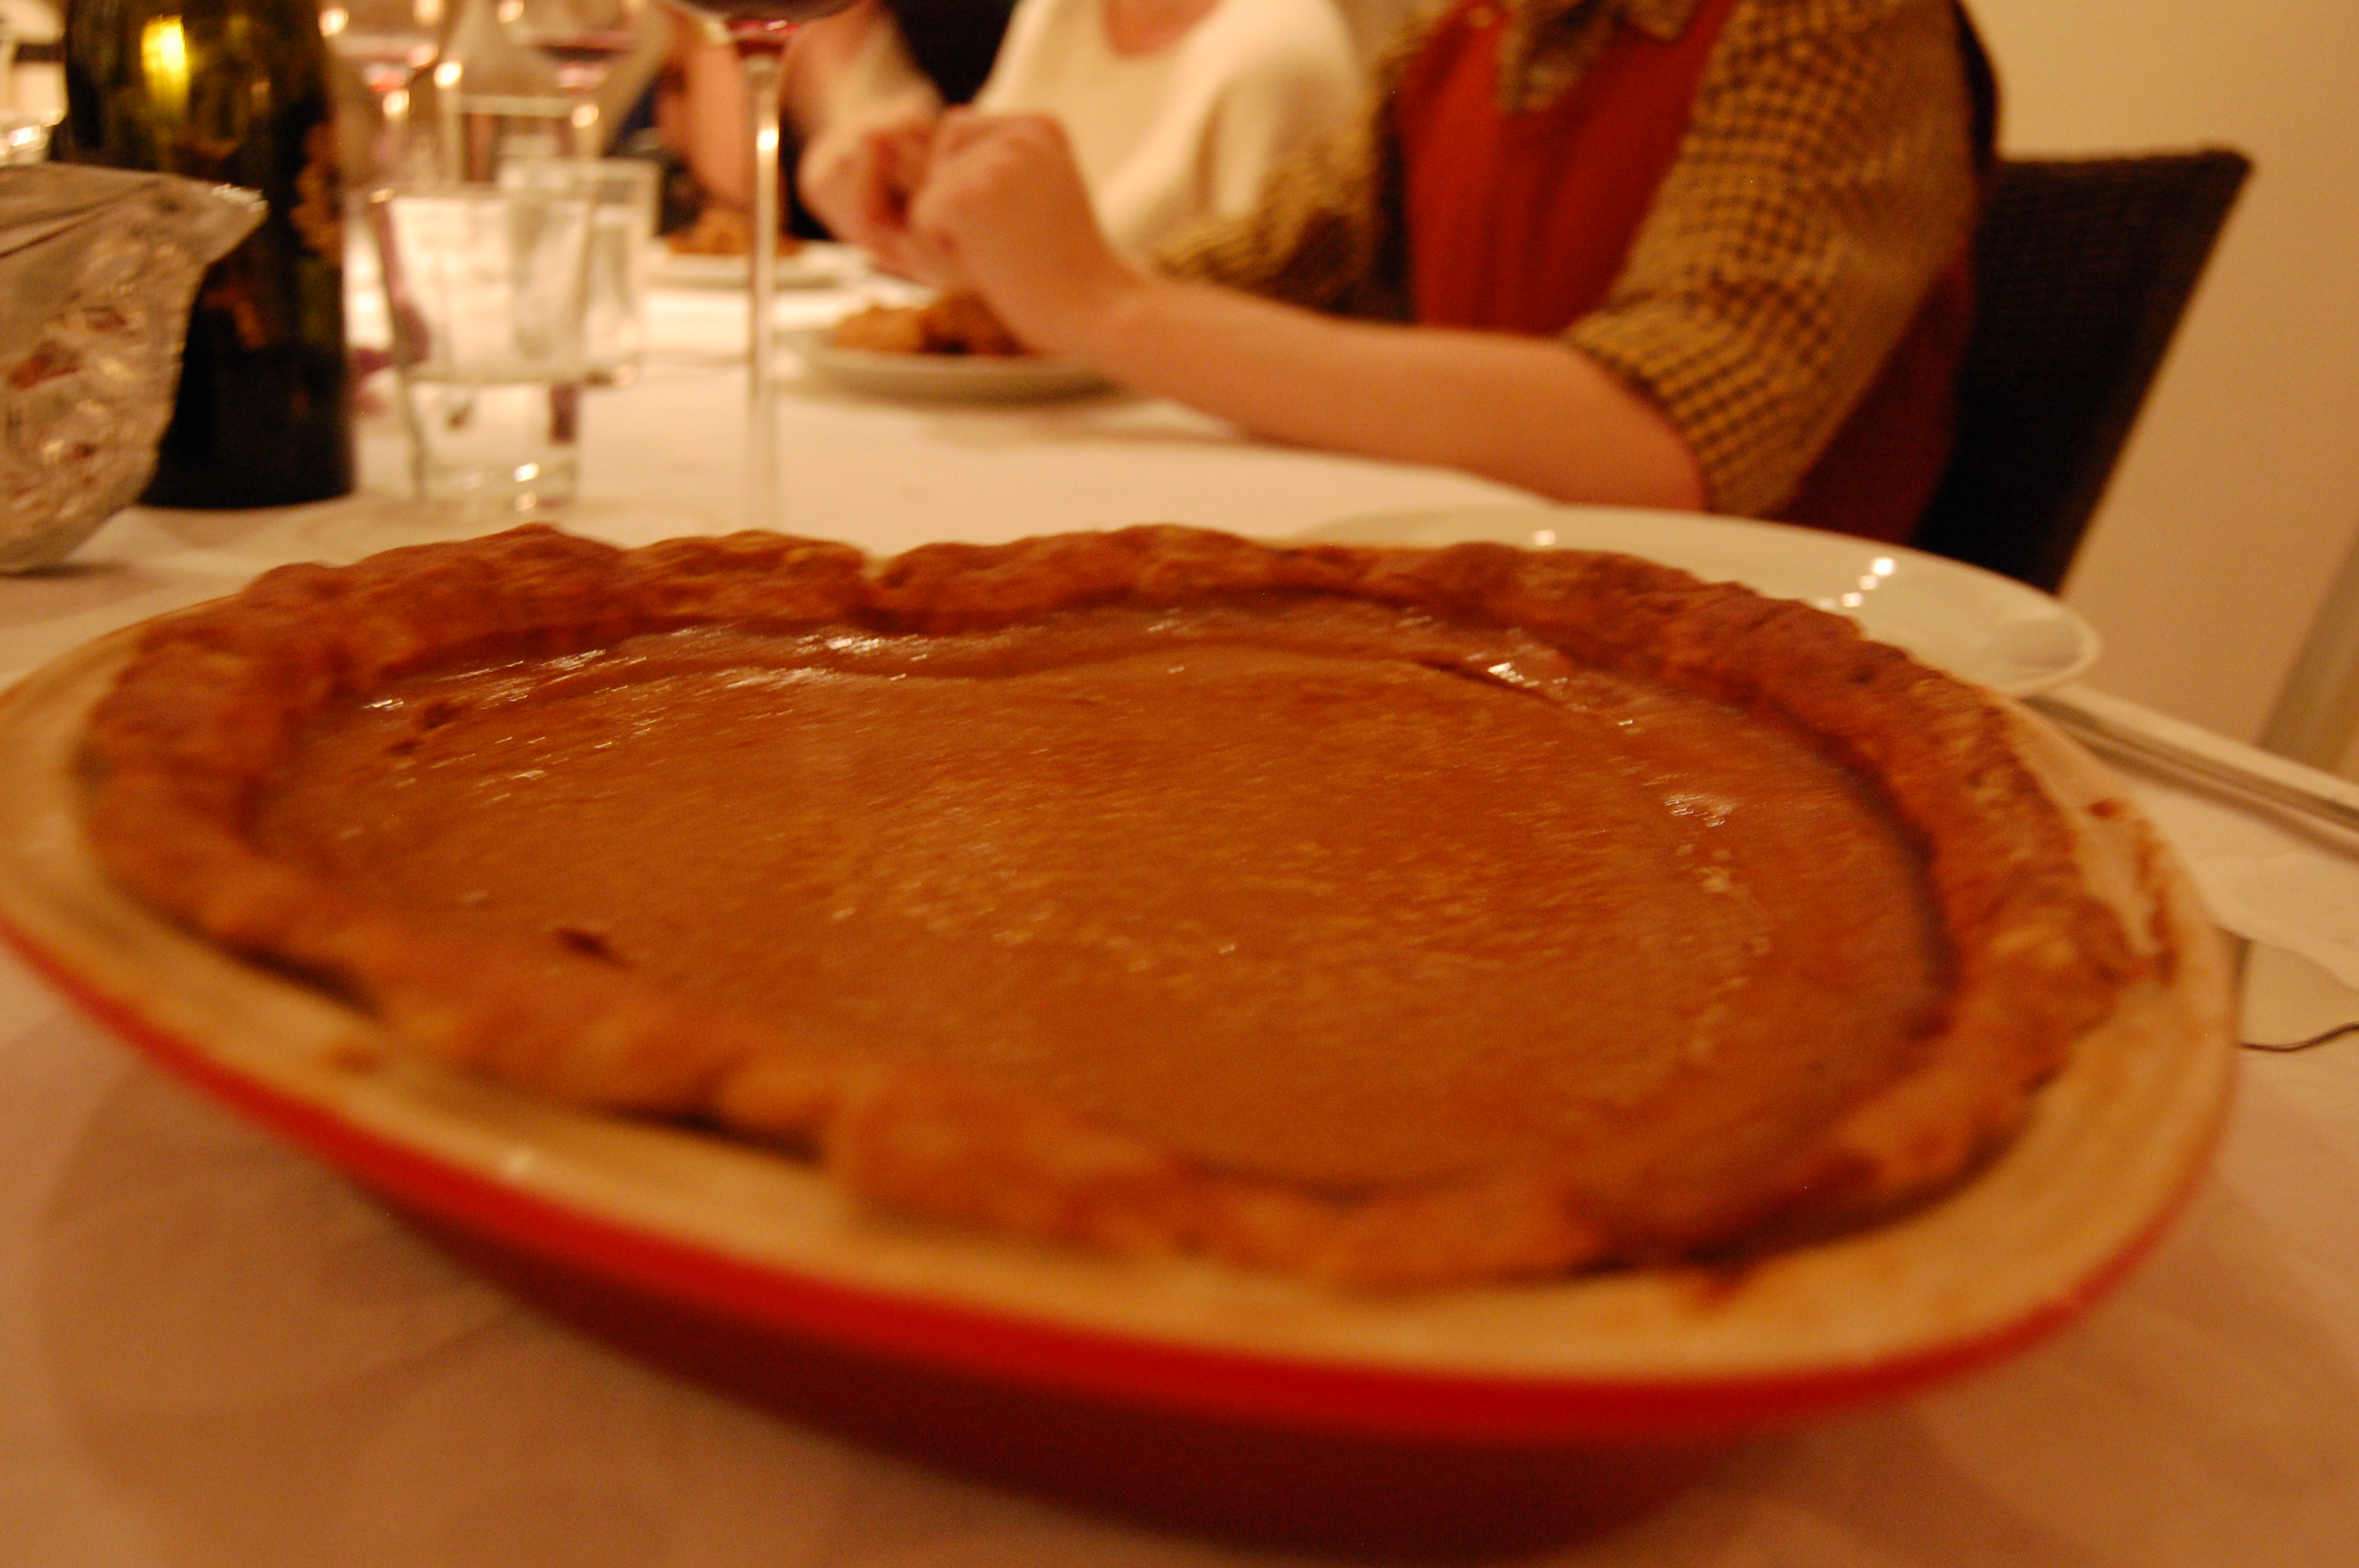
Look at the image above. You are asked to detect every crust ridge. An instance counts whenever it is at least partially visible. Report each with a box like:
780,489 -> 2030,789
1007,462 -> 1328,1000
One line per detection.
82,524 -> 2138,1288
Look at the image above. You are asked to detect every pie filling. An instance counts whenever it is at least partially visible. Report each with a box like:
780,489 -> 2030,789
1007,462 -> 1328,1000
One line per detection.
253,600 -> 1946,1201
82,525 -> 2132,1287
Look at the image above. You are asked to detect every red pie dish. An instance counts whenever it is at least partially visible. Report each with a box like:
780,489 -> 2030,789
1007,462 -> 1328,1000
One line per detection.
0,525 -> 2235,1557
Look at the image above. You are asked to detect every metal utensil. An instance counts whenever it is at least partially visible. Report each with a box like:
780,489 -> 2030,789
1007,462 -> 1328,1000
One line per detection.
2027,691 -> 2359,838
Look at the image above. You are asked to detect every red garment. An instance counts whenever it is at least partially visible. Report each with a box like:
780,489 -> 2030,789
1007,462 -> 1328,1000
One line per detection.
1398,0 -> 1743,334
1394,0 -> 1986,543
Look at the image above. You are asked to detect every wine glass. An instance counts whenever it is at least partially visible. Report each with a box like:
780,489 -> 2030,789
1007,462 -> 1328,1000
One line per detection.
515,0 -> 649,157
319,0 -> 446,184
660,0 -> 855,529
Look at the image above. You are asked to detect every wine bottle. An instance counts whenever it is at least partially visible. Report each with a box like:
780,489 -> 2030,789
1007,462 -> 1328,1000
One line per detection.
58,0 -> 355,508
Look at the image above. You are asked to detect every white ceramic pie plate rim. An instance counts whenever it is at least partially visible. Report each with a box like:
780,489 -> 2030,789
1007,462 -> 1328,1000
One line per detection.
0,621 -> 2234,1436
1300,506 -> 2102,696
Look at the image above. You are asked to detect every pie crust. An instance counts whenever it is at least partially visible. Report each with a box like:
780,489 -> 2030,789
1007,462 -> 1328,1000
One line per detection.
79,524 -> 2142,1287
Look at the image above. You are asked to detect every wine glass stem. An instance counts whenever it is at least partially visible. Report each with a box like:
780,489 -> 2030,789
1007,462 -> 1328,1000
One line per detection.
743,45 -> 783,531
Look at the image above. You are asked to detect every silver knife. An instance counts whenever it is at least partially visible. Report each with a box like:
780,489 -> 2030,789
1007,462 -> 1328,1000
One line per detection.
2026,692 -> 2359,838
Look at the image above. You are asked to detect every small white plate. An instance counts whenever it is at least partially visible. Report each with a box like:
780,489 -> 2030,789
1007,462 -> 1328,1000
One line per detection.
791,329 -> 1114,403
652,241 -> 867,292
1300,506 -> 2101,696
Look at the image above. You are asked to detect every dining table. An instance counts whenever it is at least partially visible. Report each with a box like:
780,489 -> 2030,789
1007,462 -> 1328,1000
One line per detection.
1,248 -> 2354,1568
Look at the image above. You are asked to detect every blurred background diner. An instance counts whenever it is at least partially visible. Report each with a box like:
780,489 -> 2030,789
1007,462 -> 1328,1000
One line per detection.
667,0 -> 1362,262
656,0 -> 1016,247
632,0 -> 2356,777
877,0 -> 1992,535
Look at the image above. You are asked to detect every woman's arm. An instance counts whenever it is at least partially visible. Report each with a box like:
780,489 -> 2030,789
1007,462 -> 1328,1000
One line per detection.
1085,280 -> 1707,509
907,111 -> 1707,510
789,5 -> 948,267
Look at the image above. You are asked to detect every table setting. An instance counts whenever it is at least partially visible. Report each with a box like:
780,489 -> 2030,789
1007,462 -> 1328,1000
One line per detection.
2,166 -> 2356,1568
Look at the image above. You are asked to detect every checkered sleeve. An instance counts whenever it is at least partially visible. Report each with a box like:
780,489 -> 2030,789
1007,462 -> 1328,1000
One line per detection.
1151,2 -> 1454,317
1565,0 -> 1980,516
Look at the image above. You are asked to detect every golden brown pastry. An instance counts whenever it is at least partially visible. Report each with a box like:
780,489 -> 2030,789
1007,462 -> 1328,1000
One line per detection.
82,525 -> 2142,1287
830,293 -> 1027,356
665,205 -> 804,257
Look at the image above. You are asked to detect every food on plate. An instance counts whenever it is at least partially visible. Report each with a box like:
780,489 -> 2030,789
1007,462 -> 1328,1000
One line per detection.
664,205 -> 804,257
828,293 -> 1027,357
81,525 -> 2143,1288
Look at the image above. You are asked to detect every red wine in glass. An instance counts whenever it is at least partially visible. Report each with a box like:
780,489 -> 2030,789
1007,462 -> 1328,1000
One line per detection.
668,0 -> 860,50
525,30 -> 640,90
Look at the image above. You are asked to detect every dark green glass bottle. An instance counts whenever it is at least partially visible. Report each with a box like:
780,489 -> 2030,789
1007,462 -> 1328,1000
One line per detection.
59,0 -> 355,508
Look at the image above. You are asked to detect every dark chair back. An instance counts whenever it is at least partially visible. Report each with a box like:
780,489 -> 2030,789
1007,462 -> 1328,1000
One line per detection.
1912,149 -> 2251,593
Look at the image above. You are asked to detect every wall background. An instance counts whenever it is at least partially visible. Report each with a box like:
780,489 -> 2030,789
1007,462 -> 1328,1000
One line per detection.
1967,0 -> 2359,747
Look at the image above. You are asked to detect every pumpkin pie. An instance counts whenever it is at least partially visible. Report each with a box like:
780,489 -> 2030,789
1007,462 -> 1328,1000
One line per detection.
79,524 -> 2141,1287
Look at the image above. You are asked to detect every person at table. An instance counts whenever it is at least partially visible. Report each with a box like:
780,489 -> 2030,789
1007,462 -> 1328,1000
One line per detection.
800,0 -> 1364,260
876,0 -> 1997,544
658,0 -> 1018,236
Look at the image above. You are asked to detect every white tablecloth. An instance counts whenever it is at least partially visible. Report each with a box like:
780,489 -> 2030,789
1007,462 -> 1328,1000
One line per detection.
3,275 -> 2354,1568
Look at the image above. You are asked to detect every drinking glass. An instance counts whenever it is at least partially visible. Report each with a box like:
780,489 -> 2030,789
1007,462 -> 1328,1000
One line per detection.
659,0 -> 855,528
502,155 -> 660,383
369,181 -> 597,511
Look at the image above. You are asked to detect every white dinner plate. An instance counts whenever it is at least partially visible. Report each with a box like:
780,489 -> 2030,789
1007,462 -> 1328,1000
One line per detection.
1300,506 -> 2100,696
652,241 -> 867,292
790,329 -> 1114,403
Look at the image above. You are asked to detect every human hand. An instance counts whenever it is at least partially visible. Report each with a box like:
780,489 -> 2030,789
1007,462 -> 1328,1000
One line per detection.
903,110 -> 1143,355
797,103 -> 941,280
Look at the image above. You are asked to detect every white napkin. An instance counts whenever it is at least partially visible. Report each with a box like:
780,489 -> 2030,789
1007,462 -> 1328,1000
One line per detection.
2132,780 -> 2359,991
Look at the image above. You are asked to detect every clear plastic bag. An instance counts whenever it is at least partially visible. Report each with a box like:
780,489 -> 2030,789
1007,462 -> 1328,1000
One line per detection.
2,164 -> 261,571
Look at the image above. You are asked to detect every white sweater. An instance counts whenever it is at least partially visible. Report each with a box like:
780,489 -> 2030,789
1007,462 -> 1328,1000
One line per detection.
976,0 -> 1361,254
